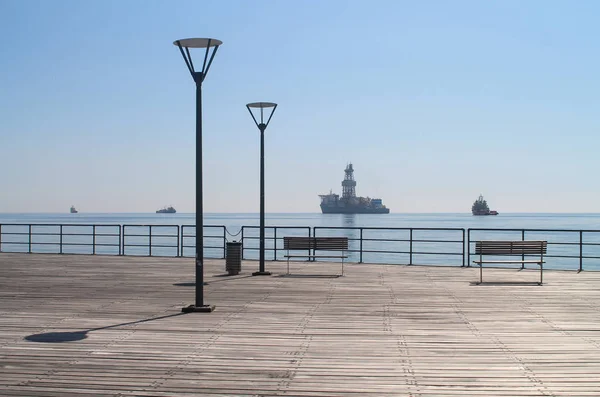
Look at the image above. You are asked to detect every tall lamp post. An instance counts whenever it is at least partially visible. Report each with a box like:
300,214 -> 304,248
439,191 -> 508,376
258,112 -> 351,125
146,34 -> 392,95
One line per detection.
174,38 -> 222,313
246,102 -> 278,276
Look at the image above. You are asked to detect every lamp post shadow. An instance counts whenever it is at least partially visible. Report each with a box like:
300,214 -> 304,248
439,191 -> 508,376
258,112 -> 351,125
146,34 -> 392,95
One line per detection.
25,312 -> 186,343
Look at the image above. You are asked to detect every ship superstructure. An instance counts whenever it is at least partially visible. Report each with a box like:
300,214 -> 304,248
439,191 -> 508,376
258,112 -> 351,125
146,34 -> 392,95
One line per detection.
319,163 -> 390,214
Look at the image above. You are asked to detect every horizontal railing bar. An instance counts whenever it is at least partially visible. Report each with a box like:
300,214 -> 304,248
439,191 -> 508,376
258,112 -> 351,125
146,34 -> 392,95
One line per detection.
0,223 -> 121,227
182,244 -> 224,247
124,242 -> 178,245
470,228 -> 600,232
123,234 -> 178,237
239,226 -> 311,229
48,243 -> 98,247
315,226 -> 465,231
25,243 -> 121,248
469,241 -> 599,246
358,249 -> 463,255
123,225 -> 180,227
362,238 -> 463,243
181,235 -> 224,238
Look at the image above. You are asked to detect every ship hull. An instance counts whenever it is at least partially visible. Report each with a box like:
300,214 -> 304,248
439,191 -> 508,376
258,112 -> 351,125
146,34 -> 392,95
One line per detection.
472,211 -> 498,216
321,205 -> 390,214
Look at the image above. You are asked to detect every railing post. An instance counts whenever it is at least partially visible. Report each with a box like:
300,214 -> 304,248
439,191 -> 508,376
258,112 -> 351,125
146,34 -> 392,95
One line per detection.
222,226 -> 226,259
409,228 -> 413,265
359,228 -> 363,263
59,225 -> 63,254
177,226 -> 181,257
274,227 -> 277,261
119,225 -> 123,256
462,229 -> 465,267
181,226 -> 186,257
92,225 -> 96,255
0,224 -> 2,252
580,230 -> 583,272
122,226 -> 126,256
149,225 -> 152,256
467,229 -> 471,267
241,227 -> 245,260
521,229 -> 525,269
311,227 -> 316,261
28,225 -> 32,254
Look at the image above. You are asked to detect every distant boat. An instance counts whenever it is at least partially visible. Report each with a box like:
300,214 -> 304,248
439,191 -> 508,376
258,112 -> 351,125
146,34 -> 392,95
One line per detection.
156,206 -> 176,214
472,194 -> 498,216
70,206 -> 78,214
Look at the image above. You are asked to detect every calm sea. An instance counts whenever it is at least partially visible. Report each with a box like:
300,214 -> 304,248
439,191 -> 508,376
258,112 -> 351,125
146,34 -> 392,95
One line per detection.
1,213 -> 599,270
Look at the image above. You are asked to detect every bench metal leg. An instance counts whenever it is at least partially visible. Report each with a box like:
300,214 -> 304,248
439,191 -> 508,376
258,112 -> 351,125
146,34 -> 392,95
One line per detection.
287,257 -> 290,275
540,262 -> 543,285
479,252 -> 483,284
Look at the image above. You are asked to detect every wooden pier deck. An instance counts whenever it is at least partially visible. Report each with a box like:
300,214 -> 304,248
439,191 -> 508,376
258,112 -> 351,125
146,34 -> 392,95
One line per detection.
1,253 -> 600,396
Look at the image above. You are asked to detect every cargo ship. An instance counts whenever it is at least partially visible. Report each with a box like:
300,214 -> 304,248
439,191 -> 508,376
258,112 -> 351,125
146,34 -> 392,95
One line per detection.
319,163 -> 390,214
472,194 -> 498,216
156,206 -> 176,214
70,205 -> 78,214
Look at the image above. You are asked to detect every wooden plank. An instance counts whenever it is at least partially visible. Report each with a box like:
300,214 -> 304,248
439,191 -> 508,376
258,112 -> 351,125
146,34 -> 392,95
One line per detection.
1,253 -> 600,396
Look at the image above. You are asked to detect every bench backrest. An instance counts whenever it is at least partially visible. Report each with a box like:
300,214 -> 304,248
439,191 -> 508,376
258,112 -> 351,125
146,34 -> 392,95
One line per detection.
283,237 -> 348,251
475,240 -> 547,256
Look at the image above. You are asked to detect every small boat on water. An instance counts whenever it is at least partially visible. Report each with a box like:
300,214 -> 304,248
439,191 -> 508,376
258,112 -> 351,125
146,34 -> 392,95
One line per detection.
472,195 -> 498,216
70,206 -> 78,214
156,206 -> 176,214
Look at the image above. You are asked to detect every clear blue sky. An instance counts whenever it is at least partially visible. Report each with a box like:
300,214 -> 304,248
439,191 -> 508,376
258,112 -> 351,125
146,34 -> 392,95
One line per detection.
1,0 -> 599,213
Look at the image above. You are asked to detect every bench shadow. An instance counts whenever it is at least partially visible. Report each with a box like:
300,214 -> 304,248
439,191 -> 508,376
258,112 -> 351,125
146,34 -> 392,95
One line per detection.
470,281 -> 542,286
275,274 -> 341,279
25,312 -> 186,343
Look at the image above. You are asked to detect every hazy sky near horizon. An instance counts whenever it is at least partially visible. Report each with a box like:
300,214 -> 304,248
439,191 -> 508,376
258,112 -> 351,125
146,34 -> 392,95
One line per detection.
1,0 -> 600,213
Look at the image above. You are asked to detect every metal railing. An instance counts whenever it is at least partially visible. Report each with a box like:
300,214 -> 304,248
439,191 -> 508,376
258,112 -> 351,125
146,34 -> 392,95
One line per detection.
240,226 -> 312,260
0,224 -> 121,255
2,223 -> 600,270
123,225 -> 180,257
181,225 -> 227,258
314,226 -> 465,266
468,228 -> 600,271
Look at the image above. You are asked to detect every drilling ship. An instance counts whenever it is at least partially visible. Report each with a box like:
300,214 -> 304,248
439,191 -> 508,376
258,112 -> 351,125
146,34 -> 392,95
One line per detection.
319,163 -> 390,214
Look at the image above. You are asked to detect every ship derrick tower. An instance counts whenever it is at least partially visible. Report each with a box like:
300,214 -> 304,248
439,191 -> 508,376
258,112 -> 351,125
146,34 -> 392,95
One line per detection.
342,163 -> 357,199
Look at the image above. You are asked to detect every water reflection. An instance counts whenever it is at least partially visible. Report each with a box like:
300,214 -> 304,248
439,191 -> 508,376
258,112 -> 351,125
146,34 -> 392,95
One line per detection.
343,214 -> 356,227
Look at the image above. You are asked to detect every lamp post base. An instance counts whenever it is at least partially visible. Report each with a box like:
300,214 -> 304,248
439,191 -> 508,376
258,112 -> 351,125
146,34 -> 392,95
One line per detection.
181,304 -> 215,313
252,271 -> 272,276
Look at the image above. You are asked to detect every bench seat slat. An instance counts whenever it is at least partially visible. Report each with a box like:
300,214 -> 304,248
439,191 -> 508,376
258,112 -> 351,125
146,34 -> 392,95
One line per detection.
475,240 -> 547,256
475,250 -> 547,254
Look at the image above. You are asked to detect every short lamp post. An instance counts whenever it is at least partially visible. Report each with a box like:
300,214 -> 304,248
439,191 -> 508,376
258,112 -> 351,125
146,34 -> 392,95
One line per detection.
174,38 -> 222,313
246,102 -> 278,276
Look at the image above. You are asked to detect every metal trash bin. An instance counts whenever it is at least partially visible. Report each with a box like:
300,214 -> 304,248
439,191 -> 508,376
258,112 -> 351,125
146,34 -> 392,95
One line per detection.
226,241 -> 242,275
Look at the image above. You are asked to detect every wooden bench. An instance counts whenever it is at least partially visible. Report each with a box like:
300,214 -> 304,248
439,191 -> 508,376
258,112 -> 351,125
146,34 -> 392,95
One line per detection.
283,237 -> 349,276
473,240 -> 547,285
